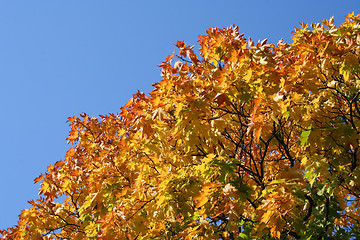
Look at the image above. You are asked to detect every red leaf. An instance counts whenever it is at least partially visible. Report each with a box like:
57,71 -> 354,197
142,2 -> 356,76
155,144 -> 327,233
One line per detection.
213,93 -> 231,107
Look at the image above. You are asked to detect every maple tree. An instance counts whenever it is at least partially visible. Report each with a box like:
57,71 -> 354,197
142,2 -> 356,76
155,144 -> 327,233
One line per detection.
2,13 -> 360,239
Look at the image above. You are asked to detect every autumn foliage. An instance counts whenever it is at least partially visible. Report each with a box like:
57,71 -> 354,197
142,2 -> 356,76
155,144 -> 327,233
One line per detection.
2,13 -> 360,239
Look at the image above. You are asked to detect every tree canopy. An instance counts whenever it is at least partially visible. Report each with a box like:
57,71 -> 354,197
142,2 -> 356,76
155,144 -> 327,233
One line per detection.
2,13 -> 360,239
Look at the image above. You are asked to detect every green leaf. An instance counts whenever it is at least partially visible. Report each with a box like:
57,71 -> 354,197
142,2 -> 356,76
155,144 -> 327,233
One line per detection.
269,179 -> 286,185
239,233 -> 249,239
317,185 -> 326,196
300,126 -> 312,145
284,110 -> 290,120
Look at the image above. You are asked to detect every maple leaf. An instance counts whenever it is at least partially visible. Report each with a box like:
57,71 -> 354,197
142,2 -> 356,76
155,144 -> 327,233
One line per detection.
213,93 -> 231,107
33,173 -> 43,184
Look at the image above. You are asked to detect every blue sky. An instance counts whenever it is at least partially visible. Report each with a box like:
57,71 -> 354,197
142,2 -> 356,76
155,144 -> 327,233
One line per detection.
0,1 -> 358,230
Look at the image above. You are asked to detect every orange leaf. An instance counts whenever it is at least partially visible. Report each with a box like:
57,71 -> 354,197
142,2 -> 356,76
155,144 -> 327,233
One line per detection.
165,50 -> 175,62
33,173 -> 44,184
66,116 -> 76,123
54,160 -> 63,169
194,195 -> 208,208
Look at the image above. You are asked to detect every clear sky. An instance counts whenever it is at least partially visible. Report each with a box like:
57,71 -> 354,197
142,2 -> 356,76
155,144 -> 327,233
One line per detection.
0,0 -> 358,230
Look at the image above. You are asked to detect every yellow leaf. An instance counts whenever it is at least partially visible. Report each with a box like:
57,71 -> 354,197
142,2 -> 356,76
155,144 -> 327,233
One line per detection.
157,195 -> 166,206
271,226 -> 281,238
261,211 -> 273,223
61,178 -> 71,190
202,153 -> 216,164
244,69 -> 252,81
